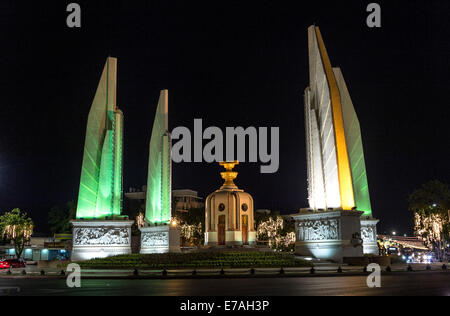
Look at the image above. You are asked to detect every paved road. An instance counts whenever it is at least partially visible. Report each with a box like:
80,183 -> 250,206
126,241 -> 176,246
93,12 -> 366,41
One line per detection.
1,271 -> 449,296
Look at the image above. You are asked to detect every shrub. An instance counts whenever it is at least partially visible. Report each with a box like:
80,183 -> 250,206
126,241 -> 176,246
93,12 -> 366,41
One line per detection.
77,251 -> 312,269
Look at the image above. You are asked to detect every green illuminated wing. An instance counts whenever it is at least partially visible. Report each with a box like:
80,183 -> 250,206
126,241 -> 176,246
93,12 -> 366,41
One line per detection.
145,90 -> 171,224
334,68 -> 373,217
76,58 -> 123,219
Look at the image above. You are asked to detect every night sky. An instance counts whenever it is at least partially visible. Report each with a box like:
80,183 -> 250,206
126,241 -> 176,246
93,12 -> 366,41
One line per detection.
0,0 -> 449,235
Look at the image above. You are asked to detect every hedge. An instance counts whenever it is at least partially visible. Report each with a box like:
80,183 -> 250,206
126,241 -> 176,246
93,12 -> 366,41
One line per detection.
75,252 -> 311,269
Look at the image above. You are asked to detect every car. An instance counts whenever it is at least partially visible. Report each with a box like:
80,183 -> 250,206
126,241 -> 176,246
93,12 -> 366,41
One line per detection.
2,259 -> 26,268
0,260 -> 10,269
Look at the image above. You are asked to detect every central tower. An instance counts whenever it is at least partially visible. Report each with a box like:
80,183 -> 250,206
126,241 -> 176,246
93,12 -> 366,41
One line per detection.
205,161 -> 256,247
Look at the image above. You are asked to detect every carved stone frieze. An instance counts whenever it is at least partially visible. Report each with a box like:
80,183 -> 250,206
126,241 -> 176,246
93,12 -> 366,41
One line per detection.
141,231 -> 169,247
297,219 -> 339,241
73,227 -> 130,246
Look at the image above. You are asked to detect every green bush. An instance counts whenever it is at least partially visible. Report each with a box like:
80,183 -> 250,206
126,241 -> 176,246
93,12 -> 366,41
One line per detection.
76,252 -> 311,269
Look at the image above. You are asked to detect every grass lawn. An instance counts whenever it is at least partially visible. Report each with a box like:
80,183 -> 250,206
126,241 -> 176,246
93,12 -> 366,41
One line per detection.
75,252 -> 312,269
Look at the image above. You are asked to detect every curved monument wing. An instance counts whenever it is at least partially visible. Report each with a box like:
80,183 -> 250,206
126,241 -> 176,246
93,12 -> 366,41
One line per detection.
76,57 -> 123,219
305,26 -> 371,215
334,68 -> 372,217
145,90 -> 172,224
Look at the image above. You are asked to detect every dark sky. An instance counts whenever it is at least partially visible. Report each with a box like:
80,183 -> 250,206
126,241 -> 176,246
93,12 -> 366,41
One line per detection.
0,0 -> 449,235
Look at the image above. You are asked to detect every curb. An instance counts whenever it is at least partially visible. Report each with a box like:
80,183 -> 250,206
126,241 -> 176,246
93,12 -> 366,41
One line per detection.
1,269 -> 448,280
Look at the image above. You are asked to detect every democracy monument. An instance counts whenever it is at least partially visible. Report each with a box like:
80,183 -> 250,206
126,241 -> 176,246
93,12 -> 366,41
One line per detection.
291,25 -> 379,262
71,59 -> 180,260
70,25 -> 379,262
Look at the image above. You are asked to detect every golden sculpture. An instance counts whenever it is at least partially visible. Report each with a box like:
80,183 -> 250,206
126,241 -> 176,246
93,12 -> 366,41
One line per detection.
219,161 -> 239,187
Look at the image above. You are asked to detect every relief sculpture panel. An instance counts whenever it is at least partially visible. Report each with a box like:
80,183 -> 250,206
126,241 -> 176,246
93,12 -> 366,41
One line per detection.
297,219 -> 339,241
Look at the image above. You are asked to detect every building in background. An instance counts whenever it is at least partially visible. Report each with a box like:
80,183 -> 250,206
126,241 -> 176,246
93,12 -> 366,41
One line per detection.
0,234 -> 71,261
125,187 -> 204,216
173,189 -> 204,213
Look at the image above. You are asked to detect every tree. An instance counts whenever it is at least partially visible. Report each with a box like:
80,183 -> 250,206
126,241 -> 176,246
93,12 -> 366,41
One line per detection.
48,201 -> 76,235
175,207 -> 205,246
176,207 -> 205,226
256,215 -> 296,252
409,180 -> 450,260
254,211 -> 272,230
0,209 -> 34,259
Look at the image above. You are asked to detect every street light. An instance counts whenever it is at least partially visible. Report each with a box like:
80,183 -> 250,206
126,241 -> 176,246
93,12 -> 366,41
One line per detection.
392,231 -> 396,236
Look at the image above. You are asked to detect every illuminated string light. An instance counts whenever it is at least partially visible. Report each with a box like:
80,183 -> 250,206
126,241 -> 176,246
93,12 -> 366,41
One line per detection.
136,212 -> 146,229
415,212 -> 448,249
180,223 -> 202,240
257,216 -> 295,250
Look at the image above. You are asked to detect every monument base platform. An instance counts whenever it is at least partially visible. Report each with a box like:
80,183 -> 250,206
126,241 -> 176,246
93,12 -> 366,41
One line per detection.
140,225 -> 181,254
205,231 -> 257,247
361,217 -> 379,255
291,209 -> 364,263
71,220 -> 134,261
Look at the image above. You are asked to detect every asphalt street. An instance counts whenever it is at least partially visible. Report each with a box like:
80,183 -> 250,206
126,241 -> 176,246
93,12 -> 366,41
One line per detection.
1,271 -> 449,296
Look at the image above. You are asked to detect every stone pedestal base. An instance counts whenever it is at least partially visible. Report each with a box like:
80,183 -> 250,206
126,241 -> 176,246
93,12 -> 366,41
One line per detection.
205,231 -> 257,247
291,209 -> 364,263
361,218 -> 379,255
140,225 -> 181,254
71,220 -> 134,261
